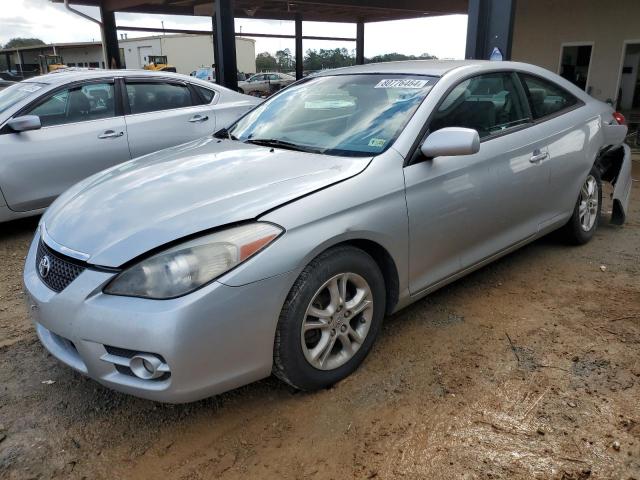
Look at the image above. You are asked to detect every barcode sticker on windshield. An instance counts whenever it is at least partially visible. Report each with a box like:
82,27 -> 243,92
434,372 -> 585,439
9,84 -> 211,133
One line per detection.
375,79 -> 428,89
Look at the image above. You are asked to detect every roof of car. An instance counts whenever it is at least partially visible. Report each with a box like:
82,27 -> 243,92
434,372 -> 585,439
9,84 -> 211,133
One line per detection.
23,69 -> 205,85
313,60 -> 514,77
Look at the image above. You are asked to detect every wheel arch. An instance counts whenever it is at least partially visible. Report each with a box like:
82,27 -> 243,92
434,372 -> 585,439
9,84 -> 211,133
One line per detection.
316,238 -> 400,316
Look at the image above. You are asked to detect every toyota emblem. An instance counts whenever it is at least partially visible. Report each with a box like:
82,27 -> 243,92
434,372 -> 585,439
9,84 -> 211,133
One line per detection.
39,255 -> 51,279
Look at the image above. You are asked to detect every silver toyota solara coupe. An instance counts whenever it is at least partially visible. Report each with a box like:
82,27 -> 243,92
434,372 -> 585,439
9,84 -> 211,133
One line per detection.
24,60 -> 631,403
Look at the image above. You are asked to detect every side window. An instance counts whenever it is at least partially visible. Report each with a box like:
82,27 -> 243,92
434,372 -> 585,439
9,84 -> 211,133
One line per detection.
26,82 -> 115,127
519,74 -> 579,120
194,85 -> 216,104
268,74 -> 280,81
126,82 -> 192,115
429,72 -> 530,139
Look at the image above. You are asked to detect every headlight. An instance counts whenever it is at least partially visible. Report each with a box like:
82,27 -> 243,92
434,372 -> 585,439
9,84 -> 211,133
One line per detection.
104,222 -> 282,299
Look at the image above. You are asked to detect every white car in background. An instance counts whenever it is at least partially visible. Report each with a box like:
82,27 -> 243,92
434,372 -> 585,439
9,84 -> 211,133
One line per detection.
0,70 -> 260,222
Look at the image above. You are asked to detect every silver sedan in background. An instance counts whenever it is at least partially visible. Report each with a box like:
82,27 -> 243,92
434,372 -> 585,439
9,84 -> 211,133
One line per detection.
24,60 -> 631,403
237,72 -> 296,97
0,70 -> 260,222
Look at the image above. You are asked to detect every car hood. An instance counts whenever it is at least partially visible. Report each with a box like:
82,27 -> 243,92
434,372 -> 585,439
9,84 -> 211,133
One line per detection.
43,137 -> 371,267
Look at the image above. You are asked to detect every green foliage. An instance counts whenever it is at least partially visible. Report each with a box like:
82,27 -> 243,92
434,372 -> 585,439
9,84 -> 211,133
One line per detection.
367,52 -> 438,64
255,48 -> 438,73
303,48 -> 355,71
3,37 -> 46,49
275,48 -> 294,71
255,51 -> 278,72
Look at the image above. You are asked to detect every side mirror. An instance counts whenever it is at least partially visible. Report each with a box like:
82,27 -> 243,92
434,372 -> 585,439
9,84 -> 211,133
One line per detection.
420,127 -> 480,158
7,115 -> 41,133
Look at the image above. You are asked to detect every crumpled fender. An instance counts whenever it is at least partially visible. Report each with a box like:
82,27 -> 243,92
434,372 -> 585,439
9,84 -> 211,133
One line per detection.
610,143 -> 632,225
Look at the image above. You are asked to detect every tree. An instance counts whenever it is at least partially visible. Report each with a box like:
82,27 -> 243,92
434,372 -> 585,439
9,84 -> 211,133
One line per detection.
255,51 -> 277,72
303,48 -> 355,71
3,37 -> 46,49
366,52 -> 438,64
275,48 -> 293,72
258,48 -> 438,73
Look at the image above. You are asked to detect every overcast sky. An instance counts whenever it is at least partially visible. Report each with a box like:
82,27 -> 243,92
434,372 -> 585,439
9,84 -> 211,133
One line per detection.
1,0 -> 467,59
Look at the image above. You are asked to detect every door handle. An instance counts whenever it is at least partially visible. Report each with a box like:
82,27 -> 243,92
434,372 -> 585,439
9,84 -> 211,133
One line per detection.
189,115 -> 209,123
529,149 -> 549,163
98,130 -> 124,139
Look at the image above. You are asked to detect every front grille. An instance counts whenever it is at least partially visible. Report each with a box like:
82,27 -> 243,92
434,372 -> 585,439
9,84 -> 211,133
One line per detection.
104,345 -> 137,358
36,240 -> 86,292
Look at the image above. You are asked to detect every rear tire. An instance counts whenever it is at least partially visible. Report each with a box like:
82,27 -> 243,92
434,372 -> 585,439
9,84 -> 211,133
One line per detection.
559,165 -> 602,245
273,246 -> 385,391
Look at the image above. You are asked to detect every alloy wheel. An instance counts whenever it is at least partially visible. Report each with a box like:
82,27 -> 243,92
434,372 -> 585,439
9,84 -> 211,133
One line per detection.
300,273 -> 373,371
579,174 -> 599,231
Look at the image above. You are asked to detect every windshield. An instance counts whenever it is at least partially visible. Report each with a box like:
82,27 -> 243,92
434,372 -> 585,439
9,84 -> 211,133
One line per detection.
0,82 -> 46,115
228,74 -> 437,156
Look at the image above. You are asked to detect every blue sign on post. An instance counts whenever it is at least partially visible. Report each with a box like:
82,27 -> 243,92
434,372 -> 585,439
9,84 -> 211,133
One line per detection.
489,47 -> 503,61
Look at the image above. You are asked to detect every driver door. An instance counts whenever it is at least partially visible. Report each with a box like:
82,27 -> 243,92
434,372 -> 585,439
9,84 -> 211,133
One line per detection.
404,71 -> 549,294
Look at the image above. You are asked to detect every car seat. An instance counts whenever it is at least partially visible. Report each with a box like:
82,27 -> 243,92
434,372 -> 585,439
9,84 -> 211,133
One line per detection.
528,88 -> 547,118
67,90 -> 91,122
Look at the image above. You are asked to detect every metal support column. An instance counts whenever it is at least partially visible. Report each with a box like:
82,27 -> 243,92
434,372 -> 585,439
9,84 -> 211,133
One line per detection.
465,0 -> 516,61
214,0 -> 238,90
295,14 -> 303,80
18,50 -> 24,76
211,14 -> 219,71
99,6 -> 121,68
356,21 -> 365,65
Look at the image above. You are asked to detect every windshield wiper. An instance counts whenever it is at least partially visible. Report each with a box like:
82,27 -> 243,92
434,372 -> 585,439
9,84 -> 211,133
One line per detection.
213,127 -> 238,140
245,138 -> 321,153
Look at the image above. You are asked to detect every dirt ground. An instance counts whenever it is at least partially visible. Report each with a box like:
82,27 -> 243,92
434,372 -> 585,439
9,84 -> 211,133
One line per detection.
1,159 -> 639,480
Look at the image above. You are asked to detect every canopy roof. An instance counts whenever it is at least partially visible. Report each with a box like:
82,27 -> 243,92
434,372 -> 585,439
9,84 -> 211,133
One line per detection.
53,0 -> 467,22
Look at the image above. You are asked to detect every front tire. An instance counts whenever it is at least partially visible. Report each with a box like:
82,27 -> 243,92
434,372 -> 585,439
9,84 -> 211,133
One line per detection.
560,165 -> 602,245
273,246 -> 385,391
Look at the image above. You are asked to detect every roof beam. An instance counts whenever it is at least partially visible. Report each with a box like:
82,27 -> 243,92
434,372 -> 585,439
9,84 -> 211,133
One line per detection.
53,0 -> 467,20
103,0 -> 160,11
116,25 -> 355,41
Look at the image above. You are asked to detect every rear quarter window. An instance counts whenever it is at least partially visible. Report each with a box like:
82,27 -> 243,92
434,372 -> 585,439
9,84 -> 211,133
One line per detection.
519,74 -> 579,120
194,85 -> 216,104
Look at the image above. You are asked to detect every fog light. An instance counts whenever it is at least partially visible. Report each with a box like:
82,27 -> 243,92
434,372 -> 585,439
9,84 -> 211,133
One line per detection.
130,353 -> 164,380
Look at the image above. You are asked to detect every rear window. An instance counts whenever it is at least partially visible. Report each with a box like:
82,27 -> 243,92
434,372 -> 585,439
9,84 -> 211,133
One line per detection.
519,74 -> 579,120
